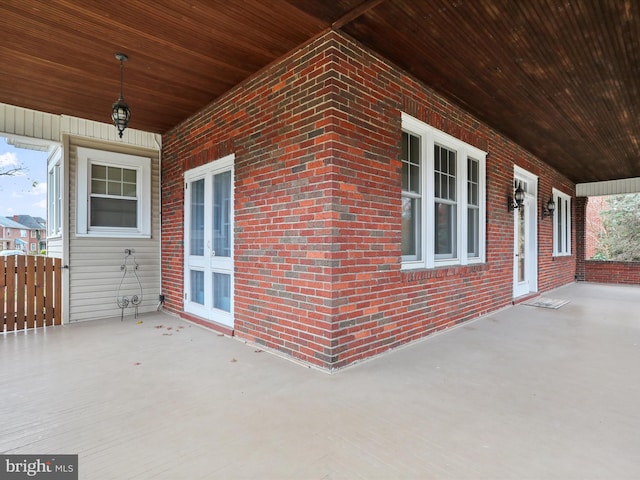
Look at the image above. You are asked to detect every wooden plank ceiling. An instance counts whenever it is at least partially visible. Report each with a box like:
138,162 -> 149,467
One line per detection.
0,0 -> 638,183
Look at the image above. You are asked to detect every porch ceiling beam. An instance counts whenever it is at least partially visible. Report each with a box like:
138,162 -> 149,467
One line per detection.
332,0 -> 387,30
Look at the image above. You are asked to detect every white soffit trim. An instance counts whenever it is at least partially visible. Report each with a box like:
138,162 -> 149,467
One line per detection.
576,177 -> 640,197
0,102 -> 161,150
0,102 -> 60,141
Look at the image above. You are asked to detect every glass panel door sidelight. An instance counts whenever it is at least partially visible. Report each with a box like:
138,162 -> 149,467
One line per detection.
184,155 -> 234,327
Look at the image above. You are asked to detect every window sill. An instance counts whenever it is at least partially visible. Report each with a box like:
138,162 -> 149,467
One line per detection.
76,232 -> 151,239
401,262 -> 488,282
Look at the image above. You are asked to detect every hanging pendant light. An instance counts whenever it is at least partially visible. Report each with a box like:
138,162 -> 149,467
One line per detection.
111,53 -> 131,138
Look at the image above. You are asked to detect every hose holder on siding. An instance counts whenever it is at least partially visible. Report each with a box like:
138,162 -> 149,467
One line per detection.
116,249 -> 143,320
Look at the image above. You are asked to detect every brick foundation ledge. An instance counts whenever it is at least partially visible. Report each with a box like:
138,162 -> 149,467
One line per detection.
512,292 -> 540,305
180,311 -> 234,337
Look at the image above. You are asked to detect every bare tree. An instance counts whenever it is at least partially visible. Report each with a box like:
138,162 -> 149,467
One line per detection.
0,165 -> 25,176
596,194 -> 640,262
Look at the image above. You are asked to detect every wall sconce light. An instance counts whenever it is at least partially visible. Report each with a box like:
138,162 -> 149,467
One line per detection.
111,53 -> 131,138
542,197 -> 556,218
508,183 -> 525,212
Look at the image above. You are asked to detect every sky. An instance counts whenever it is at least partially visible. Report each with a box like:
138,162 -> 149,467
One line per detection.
0,137 -> 48,219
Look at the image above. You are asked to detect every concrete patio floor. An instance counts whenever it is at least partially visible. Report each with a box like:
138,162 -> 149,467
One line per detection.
1,282 -> 639,479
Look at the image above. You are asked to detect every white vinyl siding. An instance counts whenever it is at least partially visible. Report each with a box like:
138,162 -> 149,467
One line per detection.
1,102 -> 163,325
47,238 -> 63,258
0,102 -> 161,148
69,142 -> 161,322
0,103 -> 60,141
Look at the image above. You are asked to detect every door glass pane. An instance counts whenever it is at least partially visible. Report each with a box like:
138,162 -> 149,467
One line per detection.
213,171 -> 231,258
190,179 -> 205,256
518,207 -> 526,282
191,270 -> 205,305
213,272 -> 231,312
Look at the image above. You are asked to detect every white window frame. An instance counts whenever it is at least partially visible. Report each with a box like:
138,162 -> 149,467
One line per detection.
47,145 -> 63,238
76,147 -> 151,238
553,188 -> 571,256
401,113 -> 487,270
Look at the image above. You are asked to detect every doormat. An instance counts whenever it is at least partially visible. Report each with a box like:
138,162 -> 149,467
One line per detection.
522,298 -> 570,309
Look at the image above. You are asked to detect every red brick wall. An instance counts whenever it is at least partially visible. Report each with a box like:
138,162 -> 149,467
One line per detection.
162,31 -> 577,370
585,260 -> 640,284
575,196 -> 588,281
162,33 -> 342,366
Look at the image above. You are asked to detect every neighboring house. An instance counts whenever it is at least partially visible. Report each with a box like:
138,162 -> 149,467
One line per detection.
0,216 -> 31,251
8,215 -> 47,253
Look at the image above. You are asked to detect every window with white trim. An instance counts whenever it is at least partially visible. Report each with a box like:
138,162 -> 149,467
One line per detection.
553,188 -> 571,256
48,152 -> 62,237
77,148 -> 151,237
402,113 -> 487,269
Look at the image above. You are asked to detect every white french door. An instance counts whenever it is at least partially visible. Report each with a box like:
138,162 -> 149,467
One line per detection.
513,167 -> 538,298
184,155 -> 234,327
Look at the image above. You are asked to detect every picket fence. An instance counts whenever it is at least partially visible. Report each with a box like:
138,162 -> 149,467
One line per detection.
1,255 -> 62,332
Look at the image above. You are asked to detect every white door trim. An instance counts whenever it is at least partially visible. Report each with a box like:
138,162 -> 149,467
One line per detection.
183,154 -> 234,327
513,166 -> 538,298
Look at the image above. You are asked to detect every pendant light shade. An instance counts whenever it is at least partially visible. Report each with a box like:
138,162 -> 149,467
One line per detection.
508,182 -> 526,212
111,53 -> 130,138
